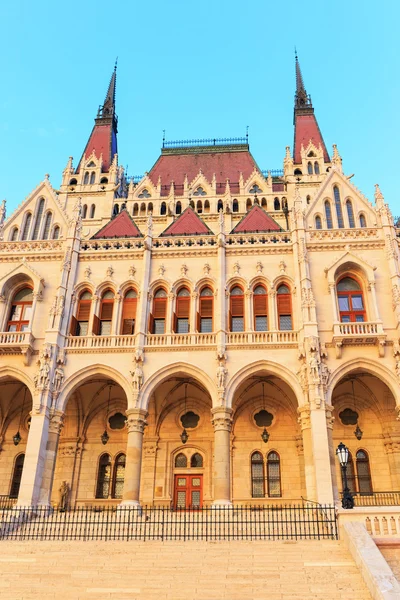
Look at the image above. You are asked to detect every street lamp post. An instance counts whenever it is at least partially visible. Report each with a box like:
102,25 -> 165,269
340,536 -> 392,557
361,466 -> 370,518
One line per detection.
336,441 -> 354,509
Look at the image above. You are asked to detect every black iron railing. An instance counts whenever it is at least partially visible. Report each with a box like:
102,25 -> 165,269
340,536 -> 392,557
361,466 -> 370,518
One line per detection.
163,137 -> 248,148
0,496 -> 15,510
341,491 -> 400,507
0,504 -> 337,541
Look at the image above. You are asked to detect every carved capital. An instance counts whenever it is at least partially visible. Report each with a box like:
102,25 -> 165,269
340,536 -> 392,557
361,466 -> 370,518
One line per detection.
125,409 -> 148,434
211,407 -> 233,432
48,411 -> 64,435
297,405 -> 311,430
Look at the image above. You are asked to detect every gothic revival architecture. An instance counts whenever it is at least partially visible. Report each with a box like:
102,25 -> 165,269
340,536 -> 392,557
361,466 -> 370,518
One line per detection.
1,57 -> 399,510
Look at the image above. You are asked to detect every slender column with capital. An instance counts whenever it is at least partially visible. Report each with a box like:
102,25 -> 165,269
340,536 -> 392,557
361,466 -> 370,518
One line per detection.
120,408 -> 147,506
211,407 -> 233,506
38,410 -> 65,506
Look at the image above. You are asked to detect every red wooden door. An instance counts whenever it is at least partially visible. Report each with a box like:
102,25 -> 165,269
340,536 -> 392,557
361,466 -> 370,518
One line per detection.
174,474 -> 203,508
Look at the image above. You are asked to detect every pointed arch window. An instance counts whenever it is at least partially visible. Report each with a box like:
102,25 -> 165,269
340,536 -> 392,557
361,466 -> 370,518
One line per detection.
198,287 -> 213,333
112,453 -> 126,499
148,202 -> 153,214
10,454 -> 25,498
314,162 -> 320,175
315,215 -> 322,229
346,200 -> 355,228
174,287 -> 190,333
251,452 -> 265,498
90,204 -> 96,218
10,227 -> 19,241
217,199 -> 223,212
96,454 -> 111,499
90,172 -> 96,185
21,213 -> 32,240
325,201 -> 333,229
42,212 -> 52,240
334,186 -> 344,228
150,288 -> 167,334
337,277 -> 365,323
345,452 -> 356,494
356,450 -> 372,494
229,286 -> 244,332
82,204 -> 88,219
191,453 -> 203,468
160,202 -> 167,215
7,287 -> 33,332
95,290 -> 114,336
32,198 -> 45,240
133,203 -> 139,216
196,200 -> 203,214
261,198 -> 267,208
233,199 -> 239,213
140,203 -> 146,215
253,285 -> 268,331
274,198 -> 280,210
246,198 -> 252,210
176,201 -> 182,215
359,213 -> 367,228
52,226 -> 60,239
204,200 -> 210,213
84,172 -> 90,185
70,290 -> 92,336
307,162 -> 313,175
175,453 -> 187,468
277,284 -> 292,330
121,289 -> 137,335
267,451 -> 281,497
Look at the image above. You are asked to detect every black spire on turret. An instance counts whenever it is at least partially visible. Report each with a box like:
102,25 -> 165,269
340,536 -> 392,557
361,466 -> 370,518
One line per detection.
97,59 -> 118,127
294,52 -> 313,111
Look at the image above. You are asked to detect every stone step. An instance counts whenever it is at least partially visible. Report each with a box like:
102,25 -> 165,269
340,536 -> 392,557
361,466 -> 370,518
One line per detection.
0,540 -> 372,600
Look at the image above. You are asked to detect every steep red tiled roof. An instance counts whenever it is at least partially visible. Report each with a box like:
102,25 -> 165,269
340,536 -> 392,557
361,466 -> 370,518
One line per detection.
77,123 -> 117,173
92,210 -> 142,239
230,205 -> 281,234
160,207 -> 213,236
148,150 -> 260,196
293,114 -> 330,164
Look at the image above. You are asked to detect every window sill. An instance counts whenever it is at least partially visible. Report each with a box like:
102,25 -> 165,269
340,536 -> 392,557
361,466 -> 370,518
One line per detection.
0,330 -> 34,365
332,321 -> 386,358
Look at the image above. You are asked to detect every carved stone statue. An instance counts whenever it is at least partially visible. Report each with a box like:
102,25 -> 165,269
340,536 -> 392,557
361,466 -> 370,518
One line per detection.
396,359 -> 400,381
308,350 -> 320,384
320,361 -> 331,386
216,362 -> 227,389
38,359 -> 50,389
53,366 -> 64,394
131,364 -> 144,390
58,481 -> 69,510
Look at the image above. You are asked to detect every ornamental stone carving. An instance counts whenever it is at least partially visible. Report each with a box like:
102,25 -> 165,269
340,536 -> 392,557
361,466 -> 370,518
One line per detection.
216,361 -> 227,389
158,264 -> 165,277
106,265 -> 114,278
52,365 -> 64,395
203,263 -> 211,275
48,411 -> 64,435
211,408 -> 233,432
181,264 -> 188,277
125,410 -> 147,434
233,262 -> 240,275
62,247 -> 72,272
128,265 -> 136,278
84,266 -> 92,280
256,261 -> 263,274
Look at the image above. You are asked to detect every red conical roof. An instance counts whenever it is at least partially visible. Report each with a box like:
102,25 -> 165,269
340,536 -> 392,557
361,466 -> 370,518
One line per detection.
230,205 -> 281,234
160,207 -> 213,236
92,210 -> 142,239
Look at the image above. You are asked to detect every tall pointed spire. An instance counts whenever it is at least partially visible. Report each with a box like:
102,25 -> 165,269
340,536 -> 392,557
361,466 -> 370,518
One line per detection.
294,52 -> 312,110
76,62 -> 118,173
292,52 -> 329,164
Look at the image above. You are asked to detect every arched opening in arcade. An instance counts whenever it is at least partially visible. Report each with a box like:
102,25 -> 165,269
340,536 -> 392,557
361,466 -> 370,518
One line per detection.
330,368 -> 400,504
52,375 -> 128,507
144,373 -> 212,508
0,376 -> 33,504
231,369 -> 303,503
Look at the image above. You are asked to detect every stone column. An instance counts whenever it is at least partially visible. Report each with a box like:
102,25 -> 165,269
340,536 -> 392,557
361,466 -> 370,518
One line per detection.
120,408 -> 147,506
17,408 -> 51,507
385,437 -> 400,489
211,407 -> 233,506
38,410 -> 64,506
298,405 -> 316,501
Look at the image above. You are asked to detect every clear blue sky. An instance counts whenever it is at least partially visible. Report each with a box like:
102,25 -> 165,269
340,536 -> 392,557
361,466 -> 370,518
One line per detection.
1,0 -> 399,216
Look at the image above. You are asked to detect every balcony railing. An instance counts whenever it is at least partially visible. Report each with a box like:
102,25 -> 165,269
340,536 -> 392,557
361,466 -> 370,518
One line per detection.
0,331 -> 34,364
0,495 -> 16,509
226,331 -> 298,345
341,491 -> 400,507
333,321 -> 384,336
65,335 -> 138,350
146,333 -> 217,347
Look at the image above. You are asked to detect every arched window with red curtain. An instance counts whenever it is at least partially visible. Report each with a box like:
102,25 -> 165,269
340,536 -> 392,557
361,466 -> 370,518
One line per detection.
70,290 -> 92,336
150,288 -> 167,334
174,287 -> 190,333
277,284 -> 292,330
94,290 -> 114,336
198,287 -> 213,333
337,277 -> 366,323
253,285 -> 268,331
7,287 -> 33,332
229,286 -> 244,332
121,289 -> 137,334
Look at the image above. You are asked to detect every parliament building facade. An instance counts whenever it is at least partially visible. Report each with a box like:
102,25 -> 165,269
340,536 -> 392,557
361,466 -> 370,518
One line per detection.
1,58 -> 399,510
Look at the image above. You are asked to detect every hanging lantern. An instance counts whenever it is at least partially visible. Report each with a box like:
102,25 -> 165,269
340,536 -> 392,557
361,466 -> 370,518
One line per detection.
13,431 -> 22,446
180,428 -> 189,444
100,383 -> 112,446
261,427 -> 269,444
354,423 -> 363,441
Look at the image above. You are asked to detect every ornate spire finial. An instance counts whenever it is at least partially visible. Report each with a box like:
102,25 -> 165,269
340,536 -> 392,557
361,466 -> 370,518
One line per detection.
97,62 -> 117,122
375,183 -> 384,204
294,52 -> 312,110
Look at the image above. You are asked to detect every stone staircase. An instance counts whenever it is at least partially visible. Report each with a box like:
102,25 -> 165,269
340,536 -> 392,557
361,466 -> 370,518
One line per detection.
0,539 -> 372,600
